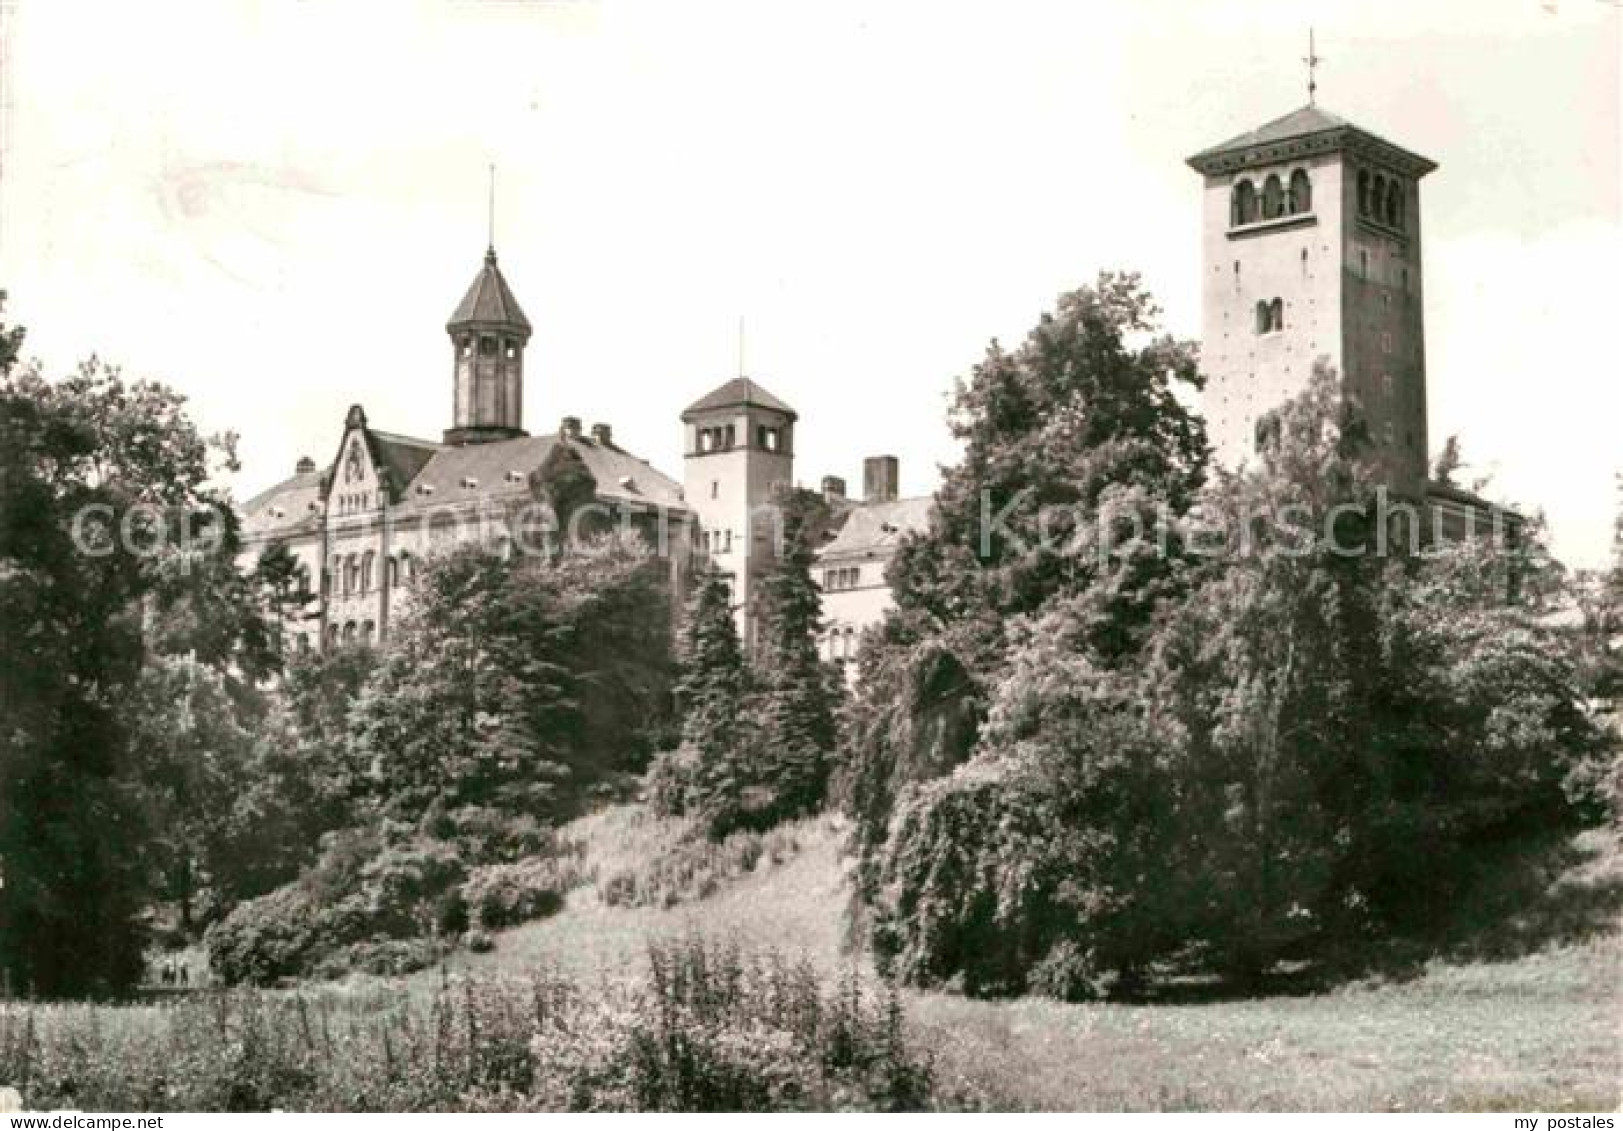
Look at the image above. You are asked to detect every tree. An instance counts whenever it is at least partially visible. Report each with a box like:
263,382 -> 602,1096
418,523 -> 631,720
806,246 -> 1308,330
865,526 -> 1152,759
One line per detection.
0,308 -> 254,995
650,566 -> 750,821
841,273 -> 1207,864
348,533 -> 673,838
868,362 -> 1610,996
743,503 -> 838,827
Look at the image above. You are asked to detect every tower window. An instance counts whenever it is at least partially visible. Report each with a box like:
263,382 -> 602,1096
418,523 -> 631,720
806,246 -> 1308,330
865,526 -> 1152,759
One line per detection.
479,336 -> 497,357
758,425 -> 781,452
504,340 -> 517,360
1288,169 -> 1312,213
1231,179 -> 1257,226
1372,173 -> 1387,222
1255,298 -> 1284,335
711,480 -> 718,500
1261,175 -> 1284,220
1385,180 -> 1403,229
461,337 -> 472,358
1358,169 -> 1371,217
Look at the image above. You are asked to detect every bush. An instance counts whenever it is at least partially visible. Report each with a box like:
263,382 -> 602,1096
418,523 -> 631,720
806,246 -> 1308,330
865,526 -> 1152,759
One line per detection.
462,859 -> 574,930
595,824 -> 802,909
0,939 -> 962,1112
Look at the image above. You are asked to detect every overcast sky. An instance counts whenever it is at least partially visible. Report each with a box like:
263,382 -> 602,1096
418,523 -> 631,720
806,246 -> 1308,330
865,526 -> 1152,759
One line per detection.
2,0 -> 1618,565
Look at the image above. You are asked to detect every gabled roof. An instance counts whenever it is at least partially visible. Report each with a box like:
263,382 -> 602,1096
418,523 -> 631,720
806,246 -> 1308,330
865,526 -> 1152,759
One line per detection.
241,421 -> 687,539
394,431 -> 687,515
447,248 -> 531,333
816,496 -> 933,562
241,469 -> 325,540
1187,103 -> 1437,178
682,377 -> 797,421
367,430 -> 442,500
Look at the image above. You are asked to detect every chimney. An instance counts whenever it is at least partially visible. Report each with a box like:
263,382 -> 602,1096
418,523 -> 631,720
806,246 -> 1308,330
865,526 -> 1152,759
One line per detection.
590,422 -> 613,446
863,455 -> 899,503
821,475 -> 847,501
295,456 -> 316,475
560,416 -> 582,440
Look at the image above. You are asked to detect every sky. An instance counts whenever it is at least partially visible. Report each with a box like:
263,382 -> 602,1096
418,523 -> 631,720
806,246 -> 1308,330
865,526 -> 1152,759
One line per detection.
1,0 -> 1618,565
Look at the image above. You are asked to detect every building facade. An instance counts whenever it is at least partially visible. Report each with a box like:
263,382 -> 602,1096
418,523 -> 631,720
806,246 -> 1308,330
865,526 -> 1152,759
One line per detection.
240,250 -> 927,661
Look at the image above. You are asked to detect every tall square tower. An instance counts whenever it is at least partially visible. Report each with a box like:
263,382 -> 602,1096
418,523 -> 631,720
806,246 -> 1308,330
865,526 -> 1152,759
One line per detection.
1187,106 -> 1437,495
681,377 -> 797,649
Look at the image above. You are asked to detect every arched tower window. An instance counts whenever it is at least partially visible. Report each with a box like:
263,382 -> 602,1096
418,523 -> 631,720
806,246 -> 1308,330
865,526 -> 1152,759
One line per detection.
1358,170 -> 1371,216
1255,300 -> 1271,334
1288,169 -> 1312,213
1372,173 -> 1388,223
1261,175 -> 1284,220
1385,180 -> 1402,229
361,551 -> 374,592
1231,179 -> 1258,226
1270,298 -> 1284,331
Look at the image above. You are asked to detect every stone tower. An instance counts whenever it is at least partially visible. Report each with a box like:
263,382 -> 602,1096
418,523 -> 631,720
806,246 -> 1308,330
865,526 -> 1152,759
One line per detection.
681,377 -> 797,649
444,247 -> 532,446
1187,105 -> 1437,495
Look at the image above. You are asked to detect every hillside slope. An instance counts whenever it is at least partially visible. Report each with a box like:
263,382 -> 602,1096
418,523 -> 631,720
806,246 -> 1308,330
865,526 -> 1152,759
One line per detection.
443,805 -> 1621,1111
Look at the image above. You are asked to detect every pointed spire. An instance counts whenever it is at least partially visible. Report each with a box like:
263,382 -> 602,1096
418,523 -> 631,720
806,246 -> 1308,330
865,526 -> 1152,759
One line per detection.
487,163 -> 497,255
1304,29 -> 1323,106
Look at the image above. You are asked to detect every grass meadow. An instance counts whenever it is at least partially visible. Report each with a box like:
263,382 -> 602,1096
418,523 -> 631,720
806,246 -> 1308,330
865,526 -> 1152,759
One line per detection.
1,807 -> 1618,1111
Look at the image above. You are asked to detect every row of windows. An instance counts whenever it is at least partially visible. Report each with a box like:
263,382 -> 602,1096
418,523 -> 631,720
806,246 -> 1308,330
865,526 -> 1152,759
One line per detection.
1231,169 -> 1313,227
700,528 -> 734,554
823,566 -> 862,591
324,620 -> 376,648
822,625 -> 859,662
327,550 -> 417,596
695,424 -> 786,454
1357,170 -> 1406,230
458,335 -> 520,361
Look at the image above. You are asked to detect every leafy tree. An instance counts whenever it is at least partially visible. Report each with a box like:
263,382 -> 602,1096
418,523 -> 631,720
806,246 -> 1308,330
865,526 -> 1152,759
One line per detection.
348,533 -> 672,836
869,362 -> 1610,996
841,273 -> 1207,865
0,307 -> 256,995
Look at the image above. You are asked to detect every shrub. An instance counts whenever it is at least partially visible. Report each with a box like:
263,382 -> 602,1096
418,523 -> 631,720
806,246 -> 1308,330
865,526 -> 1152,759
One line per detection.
462,859 -> 572,930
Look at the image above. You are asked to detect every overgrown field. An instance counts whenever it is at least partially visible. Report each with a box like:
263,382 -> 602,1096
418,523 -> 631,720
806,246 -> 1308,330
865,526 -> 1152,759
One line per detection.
1,811 -> 1617,1111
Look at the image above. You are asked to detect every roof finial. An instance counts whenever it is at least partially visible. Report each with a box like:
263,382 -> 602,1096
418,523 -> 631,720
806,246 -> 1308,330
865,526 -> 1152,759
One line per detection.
1303,29 -> 1322,106
737,314 -> 747,378
486,163 -> 496,256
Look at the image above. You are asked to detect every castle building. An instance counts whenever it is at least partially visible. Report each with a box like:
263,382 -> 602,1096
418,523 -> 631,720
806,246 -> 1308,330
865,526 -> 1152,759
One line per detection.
240,246 -> 692,654
240,248 -> 928,660
243,94 -> 1507,659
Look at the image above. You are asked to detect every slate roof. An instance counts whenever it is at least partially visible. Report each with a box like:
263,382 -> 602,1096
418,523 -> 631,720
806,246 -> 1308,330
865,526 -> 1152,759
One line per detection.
394,431 -> 686,515
682,377 -> 797,421
367,430 -> 442,500
816,496 -> 933,561
1187,103 -> 1437,177
241,425 -> 687,540
447,249 -> 531,333
241,469 -> 325,539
